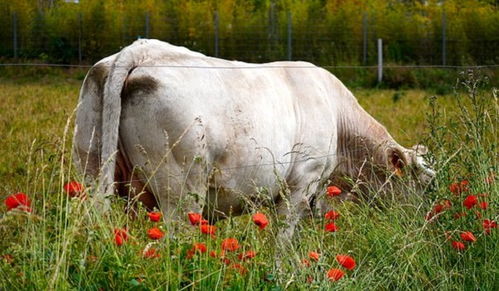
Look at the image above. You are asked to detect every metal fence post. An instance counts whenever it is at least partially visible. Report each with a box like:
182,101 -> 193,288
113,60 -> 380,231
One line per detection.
122,15 -> 126,46
287,11 -> 292,61
214,10 -> 219,57
442,10 -> 446,66
268,0 -> 276,57
12,12 -> 18,59
363,13 -> 368,65
377,38 -> 383,84
145,12 -> 150,38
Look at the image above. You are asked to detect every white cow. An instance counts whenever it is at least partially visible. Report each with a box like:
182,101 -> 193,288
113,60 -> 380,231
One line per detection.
73,39 -> 433,239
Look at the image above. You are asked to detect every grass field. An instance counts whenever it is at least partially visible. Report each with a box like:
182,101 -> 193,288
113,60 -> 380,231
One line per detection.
0,71 -> 497,290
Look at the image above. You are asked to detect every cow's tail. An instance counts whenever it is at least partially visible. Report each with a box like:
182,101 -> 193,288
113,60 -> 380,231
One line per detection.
97,43 -> 141,207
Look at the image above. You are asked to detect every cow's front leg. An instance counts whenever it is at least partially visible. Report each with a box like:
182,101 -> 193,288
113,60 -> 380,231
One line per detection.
276,193 -> 309,242
276,176 -> 319,242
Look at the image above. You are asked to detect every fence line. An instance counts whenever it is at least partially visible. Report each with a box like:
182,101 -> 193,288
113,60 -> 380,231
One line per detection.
1,63 -> 498,70
2,8 -> 498,67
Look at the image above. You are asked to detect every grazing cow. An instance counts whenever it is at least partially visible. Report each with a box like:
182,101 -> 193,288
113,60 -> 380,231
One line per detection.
73,39 -> 433,239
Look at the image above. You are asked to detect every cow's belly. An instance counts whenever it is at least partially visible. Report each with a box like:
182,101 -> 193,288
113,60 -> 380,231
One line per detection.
119,84 -> 298,215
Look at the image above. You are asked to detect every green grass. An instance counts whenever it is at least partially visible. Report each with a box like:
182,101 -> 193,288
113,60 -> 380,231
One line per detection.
0,71 -> 497,290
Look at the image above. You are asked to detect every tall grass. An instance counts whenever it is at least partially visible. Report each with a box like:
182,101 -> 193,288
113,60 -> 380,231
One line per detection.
0,72 -> 497,289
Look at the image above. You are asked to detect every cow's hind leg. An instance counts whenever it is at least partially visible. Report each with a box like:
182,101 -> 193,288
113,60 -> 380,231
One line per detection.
114,147 -> 159,215
128,125 -> 210,230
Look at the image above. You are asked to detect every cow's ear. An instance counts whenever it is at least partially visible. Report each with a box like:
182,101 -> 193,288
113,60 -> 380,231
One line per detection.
387,147 -> 408,177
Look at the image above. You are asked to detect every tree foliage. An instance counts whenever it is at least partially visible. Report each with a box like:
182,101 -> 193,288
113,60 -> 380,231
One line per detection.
0,0 -> 497,65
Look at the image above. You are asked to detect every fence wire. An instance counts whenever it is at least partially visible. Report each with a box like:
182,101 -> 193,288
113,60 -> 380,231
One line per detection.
1,63 -> 498,69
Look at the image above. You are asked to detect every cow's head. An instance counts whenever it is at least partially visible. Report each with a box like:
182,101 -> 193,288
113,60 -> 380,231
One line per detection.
331,140 -> 435,201
384,144 -> 435,189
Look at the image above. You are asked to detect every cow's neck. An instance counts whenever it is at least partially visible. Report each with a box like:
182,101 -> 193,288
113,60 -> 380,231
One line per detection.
336,95 -> 396,178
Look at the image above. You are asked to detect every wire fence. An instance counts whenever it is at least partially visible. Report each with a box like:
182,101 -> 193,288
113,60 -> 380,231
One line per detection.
1,9 -> 498,67
1,63 -> 499,70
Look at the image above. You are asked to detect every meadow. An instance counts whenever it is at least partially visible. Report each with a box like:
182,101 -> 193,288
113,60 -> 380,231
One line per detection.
0,69 -> 497,290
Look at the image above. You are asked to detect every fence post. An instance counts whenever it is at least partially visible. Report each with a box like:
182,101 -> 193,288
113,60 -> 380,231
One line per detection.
122,15 -> 126,46
12,12 -> 18,59
268,0 -> 276,57
287,11 -> 292,61
363,13 -> 368,65
78,12 -> 82,63
377,38 -> 383,84
145,12 -> 150,38
214,10 -> 219,57
442,10 -> 446,66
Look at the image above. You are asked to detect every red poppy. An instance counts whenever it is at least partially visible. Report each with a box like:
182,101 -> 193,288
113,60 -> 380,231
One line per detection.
442,199 -> 452,209
63,181 -> 84,198
478,201 -> 488,210
200,224 -> 217,235
238,250 -> 256,261
221,238 -> 240,252
327,268 -> 345,281
483,219 -> 497,229
186,248 -> 196,259
188,212 -> 204,225
463,195 -> 477,208
209,251 -> 217,258
325,222 -> 338,232
187,242 -> 207,259
114,228 -> 129,246
5,192 -> 31,212
324,210 -> 340,220
221,257 -> 231,265
147,212 -> 162,222
336,254 -> 356,270
231,263 -> 248,275
308,251 -> 320,262
327,186 -> 342,197
252,212 -> 269,230
460,231 -> 477,242
147,227 -> 164,240
193,242 -> 207,253
449,183 -> 460,195
449,180 -> 469,195
302,258 -> 311,267
143,248 -> 160,258
451,241 -> 465,251
483,219 -> 497,234
463,195 -> 478,209
433,204 -> 444,214
2,254 -> 14,264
